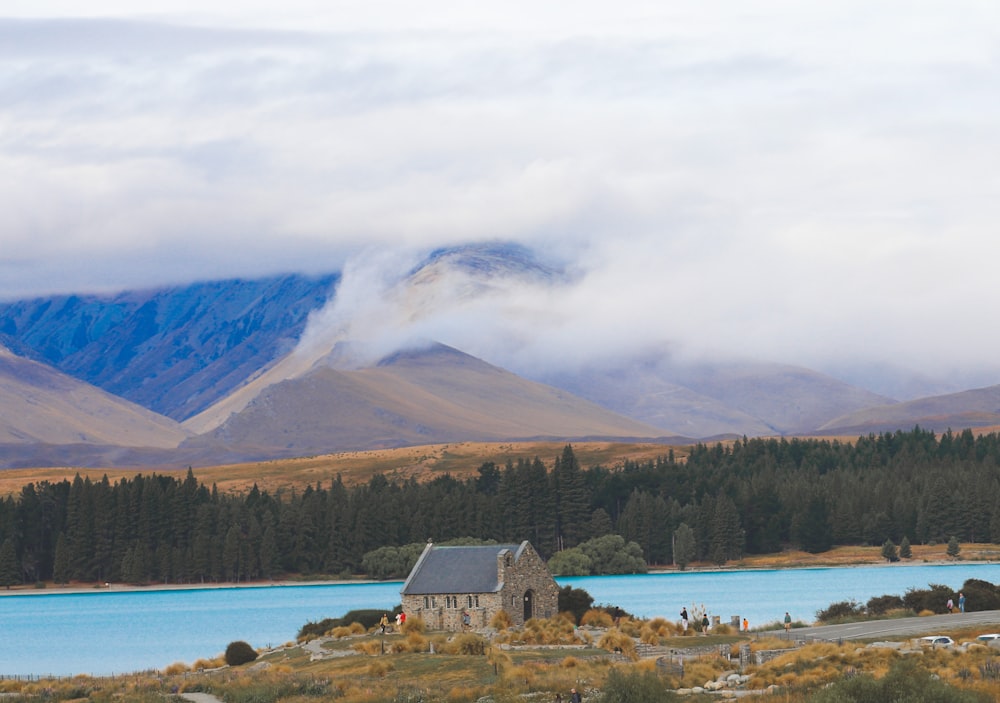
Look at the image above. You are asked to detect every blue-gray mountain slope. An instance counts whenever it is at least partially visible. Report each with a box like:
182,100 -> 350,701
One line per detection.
0,272 -> 338,421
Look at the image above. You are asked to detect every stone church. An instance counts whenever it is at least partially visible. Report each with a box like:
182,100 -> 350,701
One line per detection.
400,541 -> 559,631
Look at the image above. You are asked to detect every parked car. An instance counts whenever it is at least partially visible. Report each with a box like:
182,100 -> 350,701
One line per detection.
976,633 -> 1000,642
919,635 -> 955,646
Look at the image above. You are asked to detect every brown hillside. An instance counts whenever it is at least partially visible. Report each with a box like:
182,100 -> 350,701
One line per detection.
0,440 -> 679,497
182,344 -> 665,458
0,346 -> 189,448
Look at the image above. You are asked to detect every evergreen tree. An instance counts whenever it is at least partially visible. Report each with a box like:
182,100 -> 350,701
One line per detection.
947,535 -> 961,558
673,523 -> 696,570
881,538 -> 899,563
709,494 -> 743,565
551,445 -> 590,551
52,532 -> 70,584
223,525 -> 242,581
797,496 -> 833,553
0,538 -> 19,589
259,522 -> 278,579
899,535 -> 912,559
588,508 -> 613,540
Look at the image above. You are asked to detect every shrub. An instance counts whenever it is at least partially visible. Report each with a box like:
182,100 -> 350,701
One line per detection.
352,639 -> 384,655
597,630 -> 637,659
401,631 -> 428,652
298,609 -> 388,640
581,609 -> 613,628
367,659 -> 394,677
558,585 -> 595,623
866,594 -> 905,616
491,609 -> 513,630
442,633 -> 487,655
224,641 -> 258,666
904,584 -> 955,614
331,623 -> 366,638
810,658 -> 989,703
817,600 -> 864,622
401,615 -> 425,634
193,657 -> 224,670
601,667 -> 678,703
960,579 -> 1000,611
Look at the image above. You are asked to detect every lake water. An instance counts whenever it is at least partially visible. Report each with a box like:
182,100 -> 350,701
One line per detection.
2,563 -> 999,677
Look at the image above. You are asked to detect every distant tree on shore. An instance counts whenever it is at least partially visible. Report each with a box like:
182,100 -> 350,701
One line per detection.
881,539 -> 899,563
673,524 -> 696,570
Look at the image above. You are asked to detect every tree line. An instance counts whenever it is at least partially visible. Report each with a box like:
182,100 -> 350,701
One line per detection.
1,429 -> 999,587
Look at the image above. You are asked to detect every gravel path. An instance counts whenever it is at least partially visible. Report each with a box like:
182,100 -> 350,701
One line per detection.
178,693 -> 224,703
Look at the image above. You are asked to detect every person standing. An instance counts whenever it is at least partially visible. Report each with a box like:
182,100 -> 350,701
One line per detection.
680,607 -> 689,633
570,688 -> 582,703
702,614 -> 710,635
784,612 -> 792,633
946,597 -> 954,613
742,618 -> 749,633
959,592 -> 966,613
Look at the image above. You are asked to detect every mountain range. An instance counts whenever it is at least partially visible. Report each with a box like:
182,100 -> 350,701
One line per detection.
1,243 -> 998,469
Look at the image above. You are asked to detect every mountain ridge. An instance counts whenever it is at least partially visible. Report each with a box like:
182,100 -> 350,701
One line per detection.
1,243 -> 998,469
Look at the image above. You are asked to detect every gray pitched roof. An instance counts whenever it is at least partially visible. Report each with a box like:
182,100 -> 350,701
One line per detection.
401,543 -> 524,595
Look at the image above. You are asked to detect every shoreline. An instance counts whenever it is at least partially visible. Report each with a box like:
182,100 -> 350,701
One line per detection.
0,577 -> 382,597
1,556 -> 991,597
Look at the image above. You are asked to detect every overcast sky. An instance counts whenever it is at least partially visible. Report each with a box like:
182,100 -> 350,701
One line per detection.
2,1 -> 999,389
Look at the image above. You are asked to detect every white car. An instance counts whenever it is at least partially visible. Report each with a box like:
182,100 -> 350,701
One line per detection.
919,636 -> 955,646
976,633 -> 1000,642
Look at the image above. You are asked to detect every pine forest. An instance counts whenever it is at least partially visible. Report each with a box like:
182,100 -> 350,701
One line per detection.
1,428 -> 999,588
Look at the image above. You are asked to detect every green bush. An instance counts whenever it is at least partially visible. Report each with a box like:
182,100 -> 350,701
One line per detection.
809,658 -> 989,702
816,600 -> 863,622
865,594 -> 904,616
960,579 -> 1000,611
224,640 -> 258,666
558,585 -> 594,624
903,584 -> 954,614
600,667 -> 680,703
298,608 -> 393,639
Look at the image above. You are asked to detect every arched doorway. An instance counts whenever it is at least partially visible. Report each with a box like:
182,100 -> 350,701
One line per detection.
523,589 -> 534,622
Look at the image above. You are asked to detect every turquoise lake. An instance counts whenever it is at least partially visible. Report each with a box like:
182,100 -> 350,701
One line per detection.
2,563 -> 999,677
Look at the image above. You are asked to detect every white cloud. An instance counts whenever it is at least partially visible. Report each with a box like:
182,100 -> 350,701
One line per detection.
1,1 -> 1000,386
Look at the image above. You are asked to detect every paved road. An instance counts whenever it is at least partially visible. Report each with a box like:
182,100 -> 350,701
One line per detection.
775,610 -> 1000,642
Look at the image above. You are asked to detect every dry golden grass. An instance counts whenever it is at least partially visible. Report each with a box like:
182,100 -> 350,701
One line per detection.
352,639 -> 384,656
679,655 -> 731,689
491,609 -> 513,631
161,661 -> 189,675
0,440 -> 679,497
580,609 -> 613,628
683,542 -> 1000,570
596,630 -> 637,660
401,616 -> 426,634
331,622 -> 367,638
192,656 -> 225,670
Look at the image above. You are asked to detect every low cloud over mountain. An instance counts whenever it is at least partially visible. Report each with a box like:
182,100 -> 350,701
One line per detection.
1,243 -> 998,468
